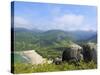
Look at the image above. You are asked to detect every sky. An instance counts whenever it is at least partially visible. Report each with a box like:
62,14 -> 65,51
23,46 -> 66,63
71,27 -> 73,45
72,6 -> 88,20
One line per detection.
12,1 -> 97,31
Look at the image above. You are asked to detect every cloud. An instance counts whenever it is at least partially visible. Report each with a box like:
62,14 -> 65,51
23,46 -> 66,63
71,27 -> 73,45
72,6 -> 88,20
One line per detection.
56,14 -> 84,26
53,14 -> 84,30
33,13 -> 96,31
14,14 -> 97,31
78,24 -> 97,31
46,13 -> 96,31
14,2 -> 97,31
14,16 -> 33,29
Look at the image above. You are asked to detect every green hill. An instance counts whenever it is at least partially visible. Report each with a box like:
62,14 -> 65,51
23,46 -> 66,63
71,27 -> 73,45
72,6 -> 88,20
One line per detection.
13,28 -> 97,58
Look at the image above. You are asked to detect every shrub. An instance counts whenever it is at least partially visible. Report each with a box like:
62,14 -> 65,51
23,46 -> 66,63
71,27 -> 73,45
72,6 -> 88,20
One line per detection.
13,61 -> 97,74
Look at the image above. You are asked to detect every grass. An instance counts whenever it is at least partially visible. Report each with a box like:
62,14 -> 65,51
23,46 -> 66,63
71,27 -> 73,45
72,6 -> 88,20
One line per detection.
13,61 -> 97,74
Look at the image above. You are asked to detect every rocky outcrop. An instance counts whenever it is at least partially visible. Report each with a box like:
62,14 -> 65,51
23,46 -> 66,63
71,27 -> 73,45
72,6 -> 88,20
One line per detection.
82,42 -> 97,63
62,43 -> 83,63
62,42 -> 97,63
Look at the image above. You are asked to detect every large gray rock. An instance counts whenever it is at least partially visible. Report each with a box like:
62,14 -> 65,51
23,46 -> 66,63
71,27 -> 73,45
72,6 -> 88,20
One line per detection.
62,43 -> 83,63
82,42 -> 97,63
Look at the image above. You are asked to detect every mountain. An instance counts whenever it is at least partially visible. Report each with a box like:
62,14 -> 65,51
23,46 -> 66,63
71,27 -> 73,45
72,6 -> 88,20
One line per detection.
69,30 -> 97,41
14,27 -> 44,33
14,28 -> 97,42
14,29 -> 73,46
13,28 -> 97,51
86,34 -> 97,43
38,30 -> 73,46
14,28 -> 30,32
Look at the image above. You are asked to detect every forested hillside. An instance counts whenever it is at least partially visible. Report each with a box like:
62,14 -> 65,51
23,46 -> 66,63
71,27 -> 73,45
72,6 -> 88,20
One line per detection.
13,28 -> 97,59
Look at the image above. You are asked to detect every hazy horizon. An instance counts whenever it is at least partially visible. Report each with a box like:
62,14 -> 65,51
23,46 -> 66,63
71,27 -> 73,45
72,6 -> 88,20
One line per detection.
14,27 -> 97,32
12,1 -> 97,31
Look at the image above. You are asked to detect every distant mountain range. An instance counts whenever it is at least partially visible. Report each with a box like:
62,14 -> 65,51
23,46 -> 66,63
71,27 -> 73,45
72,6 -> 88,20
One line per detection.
13,27 -> 97,51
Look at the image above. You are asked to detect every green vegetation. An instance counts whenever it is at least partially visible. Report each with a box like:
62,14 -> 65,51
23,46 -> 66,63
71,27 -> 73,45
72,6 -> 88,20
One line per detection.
13,61 -> 97,74
14,29 -> 74,58
12,28 -> 97,73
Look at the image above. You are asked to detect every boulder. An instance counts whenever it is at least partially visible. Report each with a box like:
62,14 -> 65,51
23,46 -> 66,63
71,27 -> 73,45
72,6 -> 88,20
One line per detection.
82,42 -> 97,63
62,43 -> 83,63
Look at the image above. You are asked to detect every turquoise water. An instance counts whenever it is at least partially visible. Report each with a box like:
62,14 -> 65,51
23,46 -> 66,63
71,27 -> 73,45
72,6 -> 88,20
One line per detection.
12,53 -> 29,63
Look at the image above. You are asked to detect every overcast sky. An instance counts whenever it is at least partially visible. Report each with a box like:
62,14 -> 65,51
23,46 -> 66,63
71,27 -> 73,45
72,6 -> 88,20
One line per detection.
13,1 -> 97,31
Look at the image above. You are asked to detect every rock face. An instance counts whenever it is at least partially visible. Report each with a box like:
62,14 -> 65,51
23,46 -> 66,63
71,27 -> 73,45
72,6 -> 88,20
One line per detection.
62,43 -> 83,63
82,42 -> 97,63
